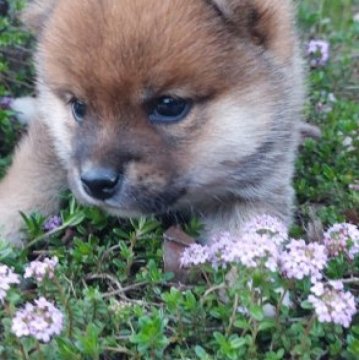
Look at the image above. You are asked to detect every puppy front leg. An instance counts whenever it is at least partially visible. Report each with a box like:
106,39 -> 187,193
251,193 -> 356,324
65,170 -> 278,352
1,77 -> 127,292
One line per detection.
0,119 -> 67,245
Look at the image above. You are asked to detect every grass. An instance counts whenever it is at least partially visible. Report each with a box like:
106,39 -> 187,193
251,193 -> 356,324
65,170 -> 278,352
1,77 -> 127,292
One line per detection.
0,0 -> 358,359
295,0 -> 359,228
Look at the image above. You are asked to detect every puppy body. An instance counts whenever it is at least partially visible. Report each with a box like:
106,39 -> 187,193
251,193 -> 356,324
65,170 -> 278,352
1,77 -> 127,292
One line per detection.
0,120 -> 66,244
0,0 -> 304,243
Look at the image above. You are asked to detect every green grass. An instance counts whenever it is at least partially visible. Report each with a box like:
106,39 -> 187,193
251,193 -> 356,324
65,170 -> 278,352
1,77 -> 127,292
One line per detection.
295,0 -> 359,227
0,1 -> 358,359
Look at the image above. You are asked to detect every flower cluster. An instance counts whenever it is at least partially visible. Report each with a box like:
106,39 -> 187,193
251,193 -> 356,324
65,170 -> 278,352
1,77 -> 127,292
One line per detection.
1,260 -> 64,343
24,257 -> 59,283
221,232 -> 282,272
181,216 -> 287,272
43,215 -> 62,232
0,265 -> 20,303
180,216 -> 358,327
0,96 -> 13,110
11,297 -> 64,343
308,281 -> 356,328
324,223 -> 359,259
280,240 -> 328,283
307,39 -> 330,67
180,244 -> 210,268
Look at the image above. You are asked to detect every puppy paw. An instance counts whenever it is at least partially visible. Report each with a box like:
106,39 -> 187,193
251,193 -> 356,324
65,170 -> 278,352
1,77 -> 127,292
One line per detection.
0,215 -> 26,247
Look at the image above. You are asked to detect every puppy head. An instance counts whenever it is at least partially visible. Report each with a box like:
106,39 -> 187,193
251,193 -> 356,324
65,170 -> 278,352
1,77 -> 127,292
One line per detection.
26,0 -> 301,216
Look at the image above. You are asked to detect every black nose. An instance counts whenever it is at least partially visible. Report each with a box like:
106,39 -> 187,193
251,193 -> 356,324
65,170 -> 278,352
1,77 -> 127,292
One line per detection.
81,168 -> 120,200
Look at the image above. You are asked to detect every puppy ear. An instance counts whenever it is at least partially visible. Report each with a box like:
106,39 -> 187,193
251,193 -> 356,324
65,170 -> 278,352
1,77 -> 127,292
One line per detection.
21,0 -> 57,35
208,0 -> 296,62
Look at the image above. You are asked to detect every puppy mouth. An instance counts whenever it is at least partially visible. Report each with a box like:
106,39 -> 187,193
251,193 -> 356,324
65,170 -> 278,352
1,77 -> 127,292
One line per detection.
67,169 -> 185,217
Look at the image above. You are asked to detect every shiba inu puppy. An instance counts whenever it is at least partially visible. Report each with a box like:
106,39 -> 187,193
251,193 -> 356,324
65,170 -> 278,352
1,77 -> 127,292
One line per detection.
0,0 -> 305,245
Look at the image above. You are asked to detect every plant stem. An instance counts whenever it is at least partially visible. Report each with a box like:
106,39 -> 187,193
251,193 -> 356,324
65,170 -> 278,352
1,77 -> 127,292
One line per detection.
300,315 -> 316,353
19,342 -> 29,360
126,232 -> 138,276
104,346 -> 135,356
226,294 -> 240,336
54,277 -> 74,338
200,283 -> 226,305
35,341 -> 45,360
275,288 -> 288,329
26,220 -> 74,249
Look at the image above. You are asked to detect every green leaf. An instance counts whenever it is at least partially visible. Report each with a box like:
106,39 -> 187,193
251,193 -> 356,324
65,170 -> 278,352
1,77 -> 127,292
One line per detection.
264,349 -> 285,360
348,338 -> 359,355
195,345 -> 211,359
230,336 -> 247,349
249,304 -> 264,321
56,338 -> 82,360
350,325 -> 359,337
300,300 -> 313,310
130,312 -> 169,357
258,319 -> 277,332
75,323 -> 103,358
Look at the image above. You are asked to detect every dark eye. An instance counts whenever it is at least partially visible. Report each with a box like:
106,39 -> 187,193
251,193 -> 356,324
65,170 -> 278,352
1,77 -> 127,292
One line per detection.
148,96 -> 192,124
71,99 -> 87,123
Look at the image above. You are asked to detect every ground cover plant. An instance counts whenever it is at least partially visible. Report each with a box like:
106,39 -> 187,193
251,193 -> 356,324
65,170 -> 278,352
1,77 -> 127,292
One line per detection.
0,0 -> 358,359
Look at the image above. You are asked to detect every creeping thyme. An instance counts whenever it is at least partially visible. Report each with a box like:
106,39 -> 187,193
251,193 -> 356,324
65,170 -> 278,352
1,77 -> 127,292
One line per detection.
308,281 -> 357,328
280,239 -> 328,283
24,257 -> 59,283
0,264 -> 20,303
43,216 -> 62,232
307,39 -> 330,67
11,297 -> 64,343
323,223 -> 359,259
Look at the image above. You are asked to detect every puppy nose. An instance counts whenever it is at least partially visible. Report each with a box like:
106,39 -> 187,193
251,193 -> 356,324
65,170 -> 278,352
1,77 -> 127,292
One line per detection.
81,168 -> 120,200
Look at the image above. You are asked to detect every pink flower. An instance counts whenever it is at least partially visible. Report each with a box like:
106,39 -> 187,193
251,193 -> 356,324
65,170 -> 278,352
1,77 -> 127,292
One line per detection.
323,223 -> 359,259
280,239 -> 328,283
209,216 -> 288,271
180,216 -> 288,271
0,265 -> 20,303
220,232 -> 281,272
11,297 -> 64,343
207,232 -> 237,268
24,257 -> 58,283
308,281 -> 357,328
307,40 -> 330,67
180,244 -> 210,268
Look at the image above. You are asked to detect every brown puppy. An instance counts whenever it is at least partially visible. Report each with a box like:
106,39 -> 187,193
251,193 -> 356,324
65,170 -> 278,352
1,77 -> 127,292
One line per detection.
0,0 -> 304,245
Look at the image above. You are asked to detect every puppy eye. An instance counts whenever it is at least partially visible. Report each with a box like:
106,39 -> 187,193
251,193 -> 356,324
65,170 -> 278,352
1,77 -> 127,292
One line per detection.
148,96 -> 192,124
71,99 -> 87,123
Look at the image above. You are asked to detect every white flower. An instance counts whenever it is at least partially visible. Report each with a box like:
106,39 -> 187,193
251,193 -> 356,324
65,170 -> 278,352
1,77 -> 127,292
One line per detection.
307,40 -> 330,67
324,223 -> 359,259
0,264 -> 20,303
24,257 -> 58,283
308,281 -> 357,328
220,232 -> 281,272
280,239 -> 328,283
12,297 -> 64,343
208,216 -> 288,272
180,244 -> 210,268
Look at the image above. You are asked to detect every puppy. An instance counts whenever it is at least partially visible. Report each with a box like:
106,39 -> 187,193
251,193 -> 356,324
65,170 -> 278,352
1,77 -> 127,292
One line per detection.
0,0 -> 305,245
